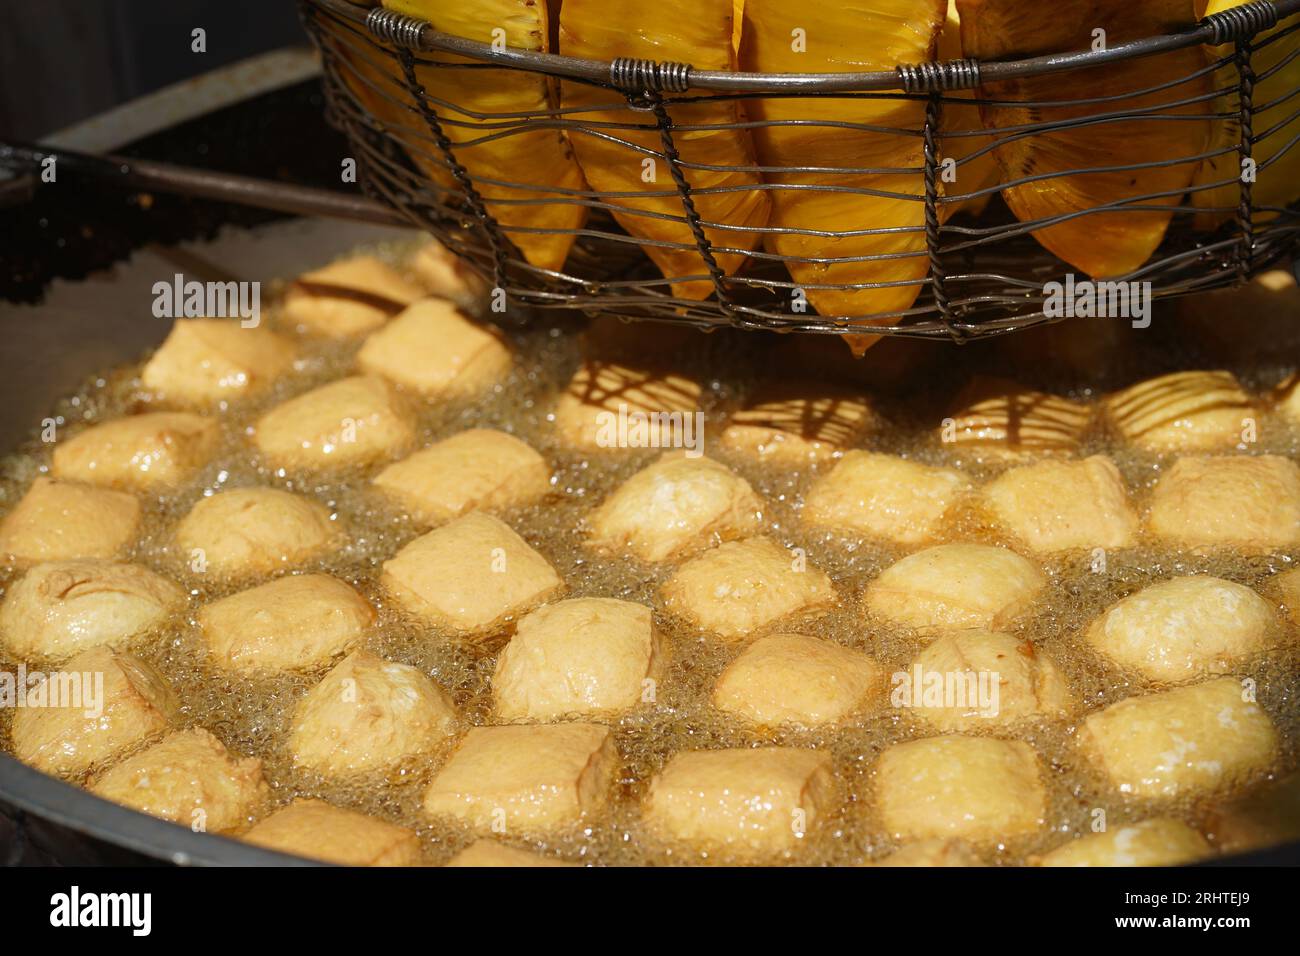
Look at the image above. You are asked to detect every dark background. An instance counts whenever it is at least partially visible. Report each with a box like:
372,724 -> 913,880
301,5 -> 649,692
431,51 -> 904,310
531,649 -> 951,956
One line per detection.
0,0 -> 308,140
0,0 -> 353,302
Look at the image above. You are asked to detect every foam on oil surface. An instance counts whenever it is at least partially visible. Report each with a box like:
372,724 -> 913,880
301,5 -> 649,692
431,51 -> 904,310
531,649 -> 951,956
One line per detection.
0,243 -> 1297,865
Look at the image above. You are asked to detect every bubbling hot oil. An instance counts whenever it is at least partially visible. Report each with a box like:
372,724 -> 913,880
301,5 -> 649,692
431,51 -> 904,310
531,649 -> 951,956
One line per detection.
0,240 -> 1297,866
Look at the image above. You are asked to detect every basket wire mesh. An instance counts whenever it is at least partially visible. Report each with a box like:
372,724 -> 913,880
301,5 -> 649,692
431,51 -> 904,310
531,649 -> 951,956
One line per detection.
299,0 -> 1300,340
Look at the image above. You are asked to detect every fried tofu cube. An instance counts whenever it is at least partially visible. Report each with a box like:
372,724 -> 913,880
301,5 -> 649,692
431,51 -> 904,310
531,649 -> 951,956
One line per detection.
493,598 -> 661,721
902,630 -> 1074,731
864,839 -> 985,867
719,382 -> 875,465
357,299 -> 512,398
1078,677 -> 1278,799
941,377 -> 1090,459
1104,370 -> 1254,452
712,633 -> 883,727
662,537 -> 836,640
174,488 -> 335,578
409,239 -> 485,306
282,255 -> 424,339
381,512 -> 563,636
803,452 -> 970,545
89,728 -> 269,833
864,544 -> 1045,633
444,840 -> 577,867
1085,576 -> 1276,683
252,375 -> 413,470
983,455 -> 1139,553
198,573 -> 374,673
1034,818 -> 1211,867
141,319 -> 297,405
586,453 -> 763,563
288,649 -> 456,775
1,560 -> 184,663
10,646 -> 176,778
1147,455 -> 1300,551
0,478 -> 140,566
373,429 -> 550,527
422,723 -> 617,832
242,798 -> 423,866
643,747 -> 835,858
52,412 -> 220,490
552,360 -> 703,452
875,735 -> 1046,842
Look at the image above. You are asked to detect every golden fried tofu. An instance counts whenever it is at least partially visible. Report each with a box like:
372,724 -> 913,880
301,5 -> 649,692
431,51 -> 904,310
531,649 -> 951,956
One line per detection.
252,375 -> 413,471
803,452 -> 970,545
864,839 -> 985,867
493,598 -> 661,721
198,573 -> 373,673
719,382 -> 875,465
10,646 -> 175,778
586,453 -> 763,563
444,840 -> 578,867
1078,678 -> 1278,799
288,650 -> 456,776
373,429 -> 550,527
422,723 -> 617,833
52,412 -> 220,490
864,544 -> 1045,633
552,360 -> 703,452
1,560 -> 184,663
983,455 -> 1139,554
141,319 -> 297,406
357,299 -> 512,398
174,488 -> 335,578
643,748 -> 835,858
662,537 -> 836,640
89,728 -> 268,833
282,255 -> 424,339
242,798 -> 423,866
875,735 -> 1046,842
903,631 -> 1074,731
409,239 -> 485,306
1147,455 -> 1300,551
1105,370 -> 1254,453
1034,818 -> 1211,867
0,478 -> 140,566
712,633 -> 883,727
941,377 -> 1090,459
381,512 -> 563,636
1085,576 -> 1276,683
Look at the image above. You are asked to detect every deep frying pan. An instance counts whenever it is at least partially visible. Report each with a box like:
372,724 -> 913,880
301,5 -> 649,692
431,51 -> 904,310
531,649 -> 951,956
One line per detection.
0,51 -> 1296,867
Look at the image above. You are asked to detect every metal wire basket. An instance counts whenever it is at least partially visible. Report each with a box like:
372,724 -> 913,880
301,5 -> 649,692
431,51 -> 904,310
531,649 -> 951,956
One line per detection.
299,0 -> 1300,340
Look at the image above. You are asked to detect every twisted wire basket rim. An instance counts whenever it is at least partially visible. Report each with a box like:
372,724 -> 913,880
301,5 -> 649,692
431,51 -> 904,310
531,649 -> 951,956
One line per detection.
306,0 -> 1300,94
300,0 -> 1300,339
